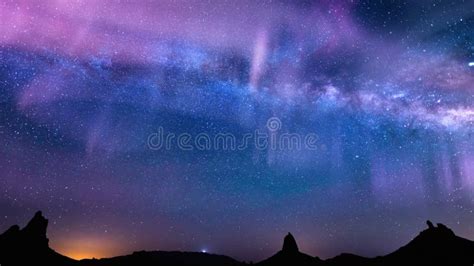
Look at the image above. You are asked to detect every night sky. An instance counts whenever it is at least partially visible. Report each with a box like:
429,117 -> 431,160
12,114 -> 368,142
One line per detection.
0,0 -> 473,262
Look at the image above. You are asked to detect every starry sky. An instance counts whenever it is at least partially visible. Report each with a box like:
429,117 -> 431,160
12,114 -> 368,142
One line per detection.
0,0 -> 473,262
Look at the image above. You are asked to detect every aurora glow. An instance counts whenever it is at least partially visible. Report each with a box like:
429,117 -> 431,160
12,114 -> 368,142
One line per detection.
0,0 -> 473,261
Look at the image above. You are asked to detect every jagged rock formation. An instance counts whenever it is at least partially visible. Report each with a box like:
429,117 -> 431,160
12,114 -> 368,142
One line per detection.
426,220 -> 434,229
326,221 -> 474,266
377,221 -> 474,265
0,211 -> 76,266
21,211 -> 50,247
256,222 -> 474,266
1,212 -> 473,266
0,212 -> 243,266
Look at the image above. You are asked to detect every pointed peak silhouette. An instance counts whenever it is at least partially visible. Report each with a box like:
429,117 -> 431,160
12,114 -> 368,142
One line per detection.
426,220 -> 434,229
257,232 -> 321,265
21,210 -> 49,246
282,232 -> 299,253
24,211 -> 48,231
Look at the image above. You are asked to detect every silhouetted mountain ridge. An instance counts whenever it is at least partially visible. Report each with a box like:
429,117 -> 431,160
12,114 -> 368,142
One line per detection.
257,232 -> 322,266
79,250 -> 243,266
376,220 -> 474,265
0,212 -> 473,266
0,211 -> 76,266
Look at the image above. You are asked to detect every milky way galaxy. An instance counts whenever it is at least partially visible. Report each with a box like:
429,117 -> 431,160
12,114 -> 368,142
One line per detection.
0,0 -> 473,261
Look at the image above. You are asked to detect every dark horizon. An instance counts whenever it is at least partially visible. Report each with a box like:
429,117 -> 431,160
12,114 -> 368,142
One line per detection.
2,210 -> 474,265
5,210 -> 471,262
1,0 -> 473,262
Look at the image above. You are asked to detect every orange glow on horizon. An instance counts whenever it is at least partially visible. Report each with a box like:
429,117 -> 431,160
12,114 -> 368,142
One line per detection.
51,235 -> 126,260
63,251 -> 107,261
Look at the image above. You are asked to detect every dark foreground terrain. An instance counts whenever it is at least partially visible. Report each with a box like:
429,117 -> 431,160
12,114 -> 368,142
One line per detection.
0,211 -> 473,266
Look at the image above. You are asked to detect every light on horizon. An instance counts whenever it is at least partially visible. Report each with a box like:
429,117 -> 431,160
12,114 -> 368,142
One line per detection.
53,235 -> 123,260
